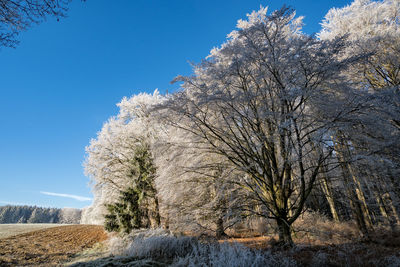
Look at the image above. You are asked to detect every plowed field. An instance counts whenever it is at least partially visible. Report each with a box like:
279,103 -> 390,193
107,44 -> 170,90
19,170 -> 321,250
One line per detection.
0,225 -> 107,266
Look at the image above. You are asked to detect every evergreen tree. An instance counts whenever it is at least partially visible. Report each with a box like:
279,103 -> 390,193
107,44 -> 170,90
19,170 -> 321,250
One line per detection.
104,142 -> 160,233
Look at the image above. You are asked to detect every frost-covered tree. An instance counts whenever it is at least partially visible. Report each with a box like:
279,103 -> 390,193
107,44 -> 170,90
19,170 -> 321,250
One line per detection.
59,207 -> 81,224
83,90 -> 165,230
319,0 -> 400,233
160,6 -> 368,246
0,205 -> 81,223
154,125 -> 248,237
319,0 -> 400,142
319,0 -> 400,89
104,141 -> 160,233
81,1 -> 400,246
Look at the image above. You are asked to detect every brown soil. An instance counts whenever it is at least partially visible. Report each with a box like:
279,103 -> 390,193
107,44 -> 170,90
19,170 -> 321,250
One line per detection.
0,225 -> 107,266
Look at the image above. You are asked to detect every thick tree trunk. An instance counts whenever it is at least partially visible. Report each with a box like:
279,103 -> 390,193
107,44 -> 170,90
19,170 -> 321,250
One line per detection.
276,218 -> 293,248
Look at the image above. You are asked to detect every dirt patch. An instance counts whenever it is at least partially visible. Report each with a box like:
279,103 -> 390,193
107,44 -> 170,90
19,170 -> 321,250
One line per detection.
0,224 -> 63,239
0,225 -> 107,266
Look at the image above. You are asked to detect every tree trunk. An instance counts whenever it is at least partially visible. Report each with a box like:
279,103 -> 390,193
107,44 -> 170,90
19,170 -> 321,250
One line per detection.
382,192 -> 400,231
374,190 -> 391,225
340,162 -> 370,237
216,217 -> 227,239
370,180 -> 394,227
333,134 -> 373,234
320,173 -> 340,222
346,159 -> 373,228
378,174 -> 400,228
153,196 -> 161,227
276,218 -> 293,248
163,213 -> 170,230
387,168 -> 400,203
349,195 -> 370,237
338,159 -> 370,236
309,139 -> 340,222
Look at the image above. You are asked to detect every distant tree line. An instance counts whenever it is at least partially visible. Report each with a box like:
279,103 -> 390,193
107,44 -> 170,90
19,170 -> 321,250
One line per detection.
0,205 -> 81,224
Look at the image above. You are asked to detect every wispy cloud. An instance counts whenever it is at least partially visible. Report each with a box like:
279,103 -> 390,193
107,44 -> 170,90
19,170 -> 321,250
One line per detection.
40,191 -> 92,202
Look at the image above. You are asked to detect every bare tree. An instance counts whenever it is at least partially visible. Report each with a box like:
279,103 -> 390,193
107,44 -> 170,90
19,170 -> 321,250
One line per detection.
160,6 -> 365,246
0,0 -> 76,48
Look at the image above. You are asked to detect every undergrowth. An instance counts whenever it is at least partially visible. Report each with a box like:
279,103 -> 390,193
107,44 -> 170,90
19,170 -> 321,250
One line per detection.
70,216 -> 400,266
107,229 -> 296,266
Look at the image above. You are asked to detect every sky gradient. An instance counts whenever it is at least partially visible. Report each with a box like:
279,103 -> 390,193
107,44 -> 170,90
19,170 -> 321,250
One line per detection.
0,0 -> 353,209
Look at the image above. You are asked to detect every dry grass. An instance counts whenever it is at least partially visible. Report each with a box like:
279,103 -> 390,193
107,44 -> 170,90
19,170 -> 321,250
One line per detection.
65,242 -> 110,266
220,233 -> 400,266
221,213 -> 400,266
292,212 -> 359,246
0,224 -> 63,239
0,225 -> 107,266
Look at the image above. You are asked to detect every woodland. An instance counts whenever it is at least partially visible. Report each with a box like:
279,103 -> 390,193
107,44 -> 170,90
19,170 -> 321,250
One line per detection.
76,0 -> 400,265
0,205 -> 81,224
0,0 -> 398,265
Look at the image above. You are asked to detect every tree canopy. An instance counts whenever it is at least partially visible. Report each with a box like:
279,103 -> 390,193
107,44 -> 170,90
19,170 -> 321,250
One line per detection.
83,0 -> 400,248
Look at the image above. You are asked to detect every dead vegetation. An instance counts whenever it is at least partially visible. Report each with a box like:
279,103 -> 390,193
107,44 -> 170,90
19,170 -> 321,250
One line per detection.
0,220 -> 399,266
227,213 -> 400,266
67,219 -> 400,267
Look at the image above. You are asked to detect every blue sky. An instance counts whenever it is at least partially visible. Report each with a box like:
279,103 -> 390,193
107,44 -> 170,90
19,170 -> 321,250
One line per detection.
0,0 -> 353,209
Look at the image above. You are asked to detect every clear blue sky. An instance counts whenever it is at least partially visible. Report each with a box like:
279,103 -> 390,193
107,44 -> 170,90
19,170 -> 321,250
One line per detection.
0,0 -> 352,209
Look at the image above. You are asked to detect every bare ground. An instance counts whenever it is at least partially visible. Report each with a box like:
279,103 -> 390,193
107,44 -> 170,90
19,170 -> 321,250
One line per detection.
0,225 -> 107,266
0,224 -> 63,239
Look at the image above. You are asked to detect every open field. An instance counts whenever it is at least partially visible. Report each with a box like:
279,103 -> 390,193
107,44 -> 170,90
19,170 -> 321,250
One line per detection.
0,225 -> 107,266
0,224 -> 64,239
